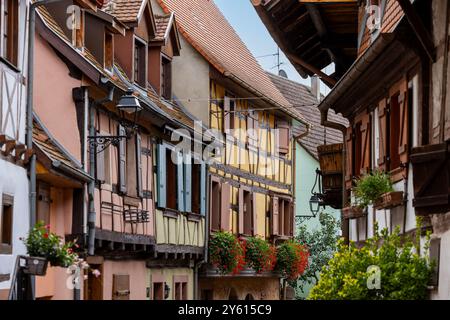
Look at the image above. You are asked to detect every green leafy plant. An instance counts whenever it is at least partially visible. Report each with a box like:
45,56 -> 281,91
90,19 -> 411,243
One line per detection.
209,231 -> 245,274
276,239 -> 309,280
292,212 -> 340,298
244,236 -> 276,273
353,170 -> 393,208
23,221 -> 79,268
308,219 -> 433,300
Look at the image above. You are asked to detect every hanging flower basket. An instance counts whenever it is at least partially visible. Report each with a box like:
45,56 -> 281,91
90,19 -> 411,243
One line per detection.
244,236 -> 277,274
209,231 -> 245,274
21,256 -> 48,276
22,222 -> 80,271
275,240 -> 309,280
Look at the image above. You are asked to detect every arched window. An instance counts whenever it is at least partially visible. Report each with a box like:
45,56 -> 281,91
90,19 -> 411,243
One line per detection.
244,293 -> 255,300
228,288 -> 239,300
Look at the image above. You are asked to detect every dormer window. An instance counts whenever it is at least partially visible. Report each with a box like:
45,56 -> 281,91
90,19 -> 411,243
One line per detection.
68,5 -> 84,48
0,0 -> 18,66
161,56 -> 172,100
104,32 -> 113,71
134,37 -> 147,87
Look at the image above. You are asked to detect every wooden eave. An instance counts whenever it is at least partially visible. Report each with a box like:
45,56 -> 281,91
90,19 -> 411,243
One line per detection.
253,0 -> 358,85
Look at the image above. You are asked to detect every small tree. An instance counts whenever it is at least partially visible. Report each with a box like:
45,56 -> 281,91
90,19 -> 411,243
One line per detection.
308,219 -> 433,300
292,212 -> 340,298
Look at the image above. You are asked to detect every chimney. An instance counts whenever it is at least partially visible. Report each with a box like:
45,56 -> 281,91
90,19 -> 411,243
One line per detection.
311,75 -> 321,102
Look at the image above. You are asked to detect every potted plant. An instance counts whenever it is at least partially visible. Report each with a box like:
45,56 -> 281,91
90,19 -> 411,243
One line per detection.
275,240 -> 309,280
353,170 -> 402,211
244,236 -> 276,274
209,231 -> 245,275
21,222 -> 79,276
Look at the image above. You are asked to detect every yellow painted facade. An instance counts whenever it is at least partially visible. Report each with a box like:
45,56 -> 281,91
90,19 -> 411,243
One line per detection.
209,81 -> 293,239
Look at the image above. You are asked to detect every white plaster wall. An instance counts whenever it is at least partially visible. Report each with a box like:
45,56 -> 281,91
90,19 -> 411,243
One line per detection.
0,160 -> 29,291
430,228 -> 450,300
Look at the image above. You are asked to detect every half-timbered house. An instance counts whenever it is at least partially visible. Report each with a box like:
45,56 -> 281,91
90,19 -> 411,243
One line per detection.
153,0 -> 309,300
256,0 -> 450,300
0,0 -> 32,300
30,0 -> 206,300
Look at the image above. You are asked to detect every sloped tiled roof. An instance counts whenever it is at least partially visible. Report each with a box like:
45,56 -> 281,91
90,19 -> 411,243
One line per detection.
37,5 -> 196,132
156,0 -> 306,123
154,14 -> 171,41
102,0 -> 145,23
33,115 -> 87,180
267,73 -> 348,160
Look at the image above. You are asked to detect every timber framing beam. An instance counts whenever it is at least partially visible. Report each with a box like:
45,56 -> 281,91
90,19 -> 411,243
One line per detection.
396,0 -> 436,62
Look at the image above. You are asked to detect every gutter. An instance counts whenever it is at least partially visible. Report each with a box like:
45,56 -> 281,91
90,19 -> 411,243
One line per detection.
52,160 -> 93,183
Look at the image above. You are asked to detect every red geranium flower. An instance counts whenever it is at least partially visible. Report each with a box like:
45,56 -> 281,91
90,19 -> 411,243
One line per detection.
43,233 -> 49,239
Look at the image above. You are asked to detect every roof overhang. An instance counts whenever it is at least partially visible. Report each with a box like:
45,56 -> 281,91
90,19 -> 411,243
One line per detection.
253,0 -> 358,87
317,31 -> 420,118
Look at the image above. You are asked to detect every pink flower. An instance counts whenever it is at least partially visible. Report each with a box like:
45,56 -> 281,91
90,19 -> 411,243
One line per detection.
45,225 -> 51,230
92,269 -> 101,278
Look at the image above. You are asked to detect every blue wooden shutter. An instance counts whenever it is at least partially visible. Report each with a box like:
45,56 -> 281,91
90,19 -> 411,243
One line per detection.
157,144 -> 166,208
184,156 -> 192,213
177,151 -> 185,212
200,162 -> 207,216
136,133 -> 143,198
118,125 -> 127,193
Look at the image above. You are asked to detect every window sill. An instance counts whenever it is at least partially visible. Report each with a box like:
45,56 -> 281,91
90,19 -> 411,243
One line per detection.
162,209 -> 179,219
0,57 -> 20,73
185,213 -> 202,222
0,244 -> 12,255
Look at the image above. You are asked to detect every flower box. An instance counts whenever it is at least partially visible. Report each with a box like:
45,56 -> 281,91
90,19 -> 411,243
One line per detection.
342,206 -> 367,219
22,256 -> 48,276
373,191 -> 404,210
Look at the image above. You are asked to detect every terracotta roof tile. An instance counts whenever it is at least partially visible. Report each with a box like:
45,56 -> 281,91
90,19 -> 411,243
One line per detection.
156,0 -> 306,123
154,14 -> 171,41
102,0 -> 144,23
33,116 -> 83,172
267,73 -> 348,160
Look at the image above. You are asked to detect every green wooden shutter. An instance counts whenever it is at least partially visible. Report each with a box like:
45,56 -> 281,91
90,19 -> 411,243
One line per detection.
136,133 -> 143,198
157,144 -> 166,208
177,151 -> 185,212
200,162 -> 206,216
184,156 -> 192,213
118,125 -> 127,193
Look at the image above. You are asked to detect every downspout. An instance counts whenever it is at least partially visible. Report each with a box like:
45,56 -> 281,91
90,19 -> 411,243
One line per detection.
320,109 -> 349,244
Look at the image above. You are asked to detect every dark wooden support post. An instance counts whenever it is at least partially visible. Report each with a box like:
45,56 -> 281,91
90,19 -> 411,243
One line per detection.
396,0 -> 435,62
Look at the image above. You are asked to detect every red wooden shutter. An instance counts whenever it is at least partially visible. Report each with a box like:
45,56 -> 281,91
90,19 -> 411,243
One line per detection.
398,87 -> 409,165
360,113 -> 371,175
289,201 -> 295,237
224,96 -> 231,132
277,120 -> 290,155
112,274 -> 130,300
271,196 -> 279,236
345,127 -> 353,190
377,99 -> 388,171
220,182 -> 231,231
252,193 -> 257,236
96,149 -> 105,183
238,188 -> 244,234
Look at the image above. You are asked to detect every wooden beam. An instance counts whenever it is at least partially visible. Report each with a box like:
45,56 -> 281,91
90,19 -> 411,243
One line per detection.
396,0 -> 436,62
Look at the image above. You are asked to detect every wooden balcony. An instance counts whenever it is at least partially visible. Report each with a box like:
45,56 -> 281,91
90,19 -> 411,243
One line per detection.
410,141 -> 450,215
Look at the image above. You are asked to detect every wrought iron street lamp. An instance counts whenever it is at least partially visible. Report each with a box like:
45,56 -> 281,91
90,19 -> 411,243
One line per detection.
88,88 -> 142,153
297,168 -> 325,222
